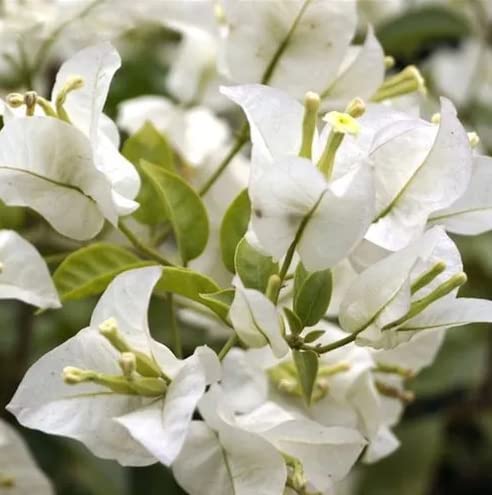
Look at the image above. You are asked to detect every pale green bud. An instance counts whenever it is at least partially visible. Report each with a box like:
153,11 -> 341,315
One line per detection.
345,97 -> 366,119
119,352 -> 137,378
299,91 -> 320,159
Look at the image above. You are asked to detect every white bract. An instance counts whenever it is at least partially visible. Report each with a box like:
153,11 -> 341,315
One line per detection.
229,285 -> 289,358
0,419 -> 54,495
365,98 -> 472,250
8,266 -> 220,466
220,0 -> 360,98
0,230 -> 60,309
173,384 -> 365,495
223,84 -> 375,271
0,42 -> 139,240
339,227 -> 492,348
222,330 -> 400,466
429,155 -> 492,235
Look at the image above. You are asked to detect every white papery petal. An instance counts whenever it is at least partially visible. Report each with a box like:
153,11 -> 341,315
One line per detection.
0,419 -> 54,495
264,420 -> 365,490
339,227 -> 443,336
229,287 -> 289,358
94,134 -> 140,212
221,84 -> 304,176
173,420 -> 287,495
167,27 -> 218,104
0,230 -> 60,309
222,348 -> 269,413
322,27 -> 385,110
367,98 -> 472,250
52,41 -> 120,143
221,0 -> 356,97
117,96 -> 175,135
430,155 -> 492,235
0,117 -> 114,240
363,426 -> 400,464
117,351 -> 211,466
7,329 -> 155,466
298,162 -> 375,271
373,329 -> 445,374
250,156 -> 325,260
89,266 -> 182,374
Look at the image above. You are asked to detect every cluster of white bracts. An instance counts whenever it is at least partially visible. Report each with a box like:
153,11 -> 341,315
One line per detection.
2,1 -> 492,495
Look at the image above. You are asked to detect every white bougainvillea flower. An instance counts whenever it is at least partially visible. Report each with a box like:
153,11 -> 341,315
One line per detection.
0,230 -> 60,309
174,384 -> 365,495
0,42 -> 140,240
226,324 -> 400,465
220,0 -> 357,97
366,98 -> 472,250
223,84 -> 374,271
229,285 -> 289,358
0,117 -> 119,240
429,155 -> 492,235
0,419 -> 54,495
250,155 -> 374,272
49,42 -> 140,211
339,226 -> 492,349
7,266 -> 220,466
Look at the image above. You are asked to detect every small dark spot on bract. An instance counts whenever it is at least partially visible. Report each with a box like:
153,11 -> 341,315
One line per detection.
254,208 -> 263,218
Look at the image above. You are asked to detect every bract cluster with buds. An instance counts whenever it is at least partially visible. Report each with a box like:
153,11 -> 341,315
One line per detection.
2,1 -> 492,494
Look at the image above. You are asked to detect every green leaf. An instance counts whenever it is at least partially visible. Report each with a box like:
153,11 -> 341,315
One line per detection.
122,123 -> 176,225
140,160 -> 209,263
156,267 -> 229,322
220,189 -> 251,273
303,330 -> 325,344
292,350 -> 319,405
293,264 -> 333,327
377,6 -> 470,63
122,122 -> 175,171
54,243 -> 151,301
235,237 -> 278,293
283,307 -> 304,336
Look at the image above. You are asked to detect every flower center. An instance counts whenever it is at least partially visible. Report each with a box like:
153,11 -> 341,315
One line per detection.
268,359 -> 350,403
62,317 -> 170,398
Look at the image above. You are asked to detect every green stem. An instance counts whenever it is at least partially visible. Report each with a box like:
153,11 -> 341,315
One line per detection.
306,331 -> 360,354
118,221 -> 174,266
199,125 -> 249,196
275,191 -> 327,303
167,294 -> 182,359
218,334 -> 238,361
